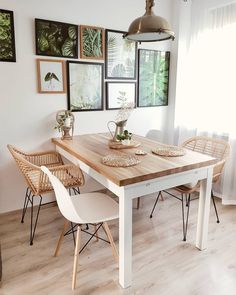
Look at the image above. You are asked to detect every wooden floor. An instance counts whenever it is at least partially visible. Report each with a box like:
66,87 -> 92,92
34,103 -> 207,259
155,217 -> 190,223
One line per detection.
1,192 -> 236,295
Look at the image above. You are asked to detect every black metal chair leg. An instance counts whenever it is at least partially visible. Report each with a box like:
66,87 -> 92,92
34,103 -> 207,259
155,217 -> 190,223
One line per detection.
73,187 -> 80,195
211,190 -> 220,223
150,191 -> 162,218
29,195 -> 42,246
185,194 -> 191,240
21,188 -> 31,223
71,222 -> 76,246
181,194 -> 186,241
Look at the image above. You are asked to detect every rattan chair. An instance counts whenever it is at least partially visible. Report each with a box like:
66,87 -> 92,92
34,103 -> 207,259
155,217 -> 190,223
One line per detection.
8,145 -> 85,245
150,136 -> 230,241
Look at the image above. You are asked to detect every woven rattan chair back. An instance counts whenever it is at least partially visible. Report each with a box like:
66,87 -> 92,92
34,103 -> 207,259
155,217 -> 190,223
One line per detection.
7,145 -> 85,195
182,136 -> 230,183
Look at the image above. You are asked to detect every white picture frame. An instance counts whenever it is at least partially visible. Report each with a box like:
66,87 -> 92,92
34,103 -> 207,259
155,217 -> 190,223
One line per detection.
106,82 -> 136,110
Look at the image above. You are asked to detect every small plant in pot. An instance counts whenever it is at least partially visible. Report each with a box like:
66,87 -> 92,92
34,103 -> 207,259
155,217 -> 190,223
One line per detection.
55,110 -> 74,140
116,130 -> 132,145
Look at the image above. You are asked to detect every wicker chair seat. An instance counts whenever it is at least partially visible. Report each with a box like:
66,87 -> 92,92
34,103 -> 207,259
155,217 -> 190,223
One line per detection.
26,168 -> 82,195
8,145 -> 85,196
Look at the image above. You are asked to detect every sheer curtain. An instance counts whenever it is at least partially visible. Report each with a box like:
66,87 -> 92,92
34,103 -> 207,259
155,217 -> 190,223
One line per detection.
175,0 -> 236,204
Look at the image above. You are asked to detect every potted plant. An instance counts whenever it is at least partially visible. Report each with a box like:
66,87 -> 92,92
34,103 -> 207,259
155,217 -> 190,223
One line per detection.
116,130 -> 132,145
55,110 -> 74,139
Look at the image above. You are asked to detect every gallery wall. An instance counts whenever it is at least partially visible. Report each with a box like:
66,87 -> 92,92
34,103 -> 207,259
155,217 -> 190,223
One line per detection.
0,0 -> 176,213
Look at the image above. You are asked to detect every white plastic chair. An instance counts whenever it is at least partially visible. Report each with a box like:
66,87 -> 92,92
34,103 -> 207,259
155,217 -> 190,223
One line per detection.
41,166 -> 119,290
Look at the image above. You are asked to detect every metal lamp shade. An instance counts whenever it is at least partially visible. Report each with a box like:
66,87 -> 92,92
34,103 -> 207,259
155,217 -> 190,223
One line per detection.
124,0 -> 175,42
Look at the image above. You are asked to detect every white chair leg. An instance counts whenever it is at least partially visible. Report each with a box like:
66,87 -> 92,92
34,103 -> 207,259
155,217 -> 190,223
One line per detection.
54,220 -> 70,257
160,191 -> 164,201
72,226 -> 81,290
94,224 -> 99,242
103,222 -> 118,263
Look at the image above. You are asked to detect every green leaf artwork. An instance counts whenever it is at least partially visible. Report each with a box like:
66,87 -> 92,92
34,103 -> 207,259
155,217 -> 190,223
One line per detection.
68,61 -> 103,111
80,25 -> 104,59
0,9 -> 16,62
106,30 -> 137,79
35,19 -> 78,58
138,49 -> 170,107
44,72 -> 60,82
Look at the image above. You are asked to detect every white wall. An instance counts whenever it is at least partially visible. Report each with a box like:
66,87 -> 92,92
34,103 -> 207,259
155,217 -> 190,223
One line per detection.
0,0 -> 175,213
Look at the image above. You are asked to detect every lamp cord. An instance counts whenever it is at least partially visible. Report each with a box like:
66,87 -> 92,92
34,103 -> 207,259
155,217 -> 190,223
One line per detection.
146,0 -> 155,14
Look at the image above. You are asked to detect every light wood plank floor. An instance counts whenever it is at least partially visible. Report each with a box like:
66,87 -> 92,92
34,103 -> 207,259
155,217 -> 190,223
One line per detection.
1,192 -> 236,295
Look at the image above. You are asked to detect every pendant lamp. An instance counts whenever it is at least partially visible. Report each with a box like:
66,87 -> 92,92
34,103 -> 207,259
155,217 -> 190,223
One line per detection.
124,0 -> 175,42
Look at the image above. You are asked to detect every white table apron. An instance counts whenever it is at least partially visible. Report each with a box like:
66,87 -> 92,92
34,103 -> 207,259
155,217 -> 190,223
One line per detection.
56,146 -> 214,289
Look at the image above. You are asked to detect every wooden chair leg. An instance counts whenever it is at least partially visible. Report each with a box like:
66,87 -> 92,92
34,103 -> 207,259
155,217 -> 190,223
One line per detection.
102,222 -> 118,263
160,191 -> 164,201
94,224 -> 99,242
54,220 -> 70,257
136,197 -> 141,209
72,226 -> 81,290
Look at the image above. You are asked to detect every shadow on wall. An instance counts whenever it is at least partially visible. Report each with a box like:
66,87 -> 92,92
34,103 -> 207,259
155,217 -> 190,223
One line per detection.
146,129 -> 163,143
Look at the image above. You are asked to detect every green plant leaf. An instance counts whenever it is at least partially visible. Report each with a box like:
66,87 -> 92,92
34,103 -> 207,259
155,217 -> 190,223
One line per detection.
38,33 -> 49,51
111,64 -> 126,77
61,38 -> 74,57
51,73 -> 60,82
68,26 -> 76,40
44,72 -> 52,82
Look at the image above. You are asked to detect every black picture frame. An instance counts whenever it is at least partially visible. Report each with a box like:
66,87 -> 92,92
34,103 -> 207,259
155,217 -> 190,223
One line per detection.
105,29 -> 137,80
138,49 -> 170,108
67,61 -> 104,112
106,81 -> 136,110
35,18 -> 78,59
0,9 -> 16,62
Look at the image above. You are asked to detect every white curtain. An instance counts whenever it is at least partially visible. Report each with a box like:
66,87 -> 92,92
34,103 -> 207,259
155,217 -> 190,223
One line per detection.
175,0 -> 236,204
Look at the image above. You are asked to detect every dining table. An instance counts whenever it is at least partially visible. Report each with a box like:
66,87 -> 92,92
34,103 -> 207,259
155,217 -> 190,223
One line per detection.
52,133 -> 217,289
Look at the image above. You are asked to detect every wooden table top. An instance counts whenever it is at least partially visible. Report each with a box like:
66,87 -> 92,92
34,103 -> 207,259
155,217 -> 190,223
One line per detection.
52,133 -> 217,186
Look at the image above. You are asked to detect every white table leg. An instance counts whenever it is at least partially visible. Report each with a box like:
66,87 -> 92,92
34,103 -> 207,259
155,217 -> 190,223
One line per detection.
119,194 -> 132,288
196,167 -> 213,250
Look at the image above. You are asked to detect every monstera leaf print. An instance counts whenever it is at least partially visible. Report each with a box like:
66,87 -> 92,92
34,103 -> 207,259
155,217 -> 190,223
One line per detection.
106,30 -> 136,78
0,10 -> 16,61
138,50 -> 170,107
61,38 -> 74,57
35,19 -> 78,58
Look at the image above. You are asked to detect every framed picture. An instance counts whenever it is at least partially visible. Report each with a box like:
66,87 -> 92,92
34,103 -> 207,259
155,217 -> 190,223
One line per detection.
138,49 -> 170,107
37,59 -> 66,93
67,61 -> 103,111
106,82 -> 136,110
105,29 -> 137,79
80,25 -> 104,60
0,9 -> 16,62
35,18 -> 78,58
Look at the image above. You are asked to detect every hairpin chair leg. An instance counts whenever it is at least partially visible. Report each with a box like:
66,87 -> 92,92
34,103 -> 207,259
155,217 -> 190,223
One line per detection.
211,190 -> 220,223
149,191 -> 162,218
72,226 -> 81,290
54,220 -> 70,257
181,194 -> 187,241
102,222 -> 118,263
21,187 -> 31,223
29,195 -> 42,245
184,194 -> 191,241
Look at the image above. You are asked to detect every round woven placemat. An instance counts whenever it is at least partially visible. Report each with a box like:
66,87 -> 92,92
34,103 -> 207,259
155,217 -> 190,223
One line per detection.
102,154 -> 141,167
152,145 -> 186,157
